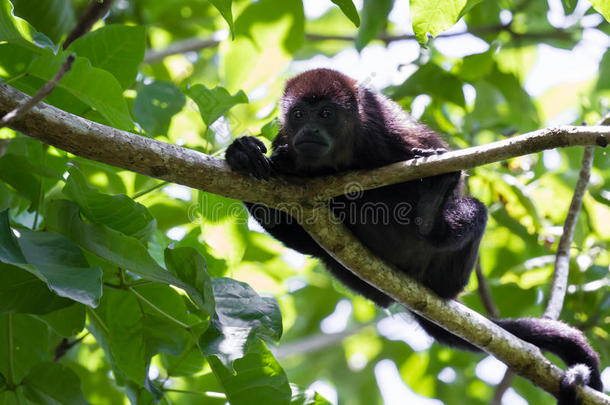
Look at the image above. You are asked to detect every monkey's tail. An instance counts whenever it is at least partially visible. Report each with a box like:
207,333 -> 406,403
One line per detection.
495,317 -> 602,391
412,314 -> 602,393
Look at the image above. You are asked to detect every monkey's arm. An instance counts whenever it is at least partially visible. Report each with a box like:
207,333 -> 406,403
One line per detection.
226,136 -> 325,256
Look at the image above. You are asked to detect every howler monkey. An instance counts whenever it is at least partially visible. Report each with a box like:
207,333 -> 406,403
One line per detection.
225,69 -> 602,404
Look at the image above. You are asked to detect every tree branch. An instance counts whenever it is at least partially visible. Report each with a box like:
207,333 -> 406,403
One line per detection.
0,81 -> 607,209
0,81 -> 608,404
544,114 -> 610,320
63,0 -> 116,50
300,206 -> 609,405
143,38 -> 221,64
0,55 -> 74,128
143,25 -> 573,62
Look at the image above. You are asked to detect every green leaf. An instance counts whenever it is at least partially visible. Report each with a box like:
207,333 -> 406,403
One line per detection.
63,166 -> 157,243
386,63 -> 465,107
0,153 -> 54,210
0,262 -> 73,314
331,0 -> 360,27
22,362 -> 89,405
222,0 -> 304,92
209,0 -> 235,39
67,25 -> 146,89
207,340 -> 291,405
0,314 -> 49,382
456,47 -> 495,82
11,0 -> 74,43
590,0 -> 610,22
289,385 -> 333,405
355,0 -> 393,51
0,0 -> 57,53
199,278 -> 282,367
411,0 -> 482,44
45,200 -> 211,315
27,54 -> 134,130
260,118 -> 281,141
165,247 -> 215,316
34,303 -> 85,337
185,84 -> 248,128
133,80 -> 186,136
0,210 -> 103,307
93,286 -> 191,383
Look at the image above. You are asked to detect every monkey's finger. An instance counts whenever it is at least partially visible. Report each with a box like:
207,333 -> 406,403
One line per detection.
250,154 -> 272,180
246,136 -> 268,154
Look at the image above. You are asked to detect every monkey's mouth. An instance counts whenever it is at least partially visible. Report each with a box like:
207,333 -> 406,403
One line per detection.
295,139 -> 329,147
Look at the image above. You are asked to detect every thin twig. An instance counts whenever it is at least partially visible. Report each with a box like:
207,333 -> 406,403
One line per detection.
63,0 -> 116,50
543,145 -> 595,320
143,38 -> 221,64
544,113 -> 610,320
0,55 -> 75,128
475,259 -> 499,318
141,25 -> 573,63
489,370 -> 516,405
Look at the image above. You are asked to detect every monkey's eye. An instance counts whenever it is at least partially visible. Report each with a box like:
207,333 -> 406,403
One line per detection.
319,108 -> 333,119
292,109 -> 304,120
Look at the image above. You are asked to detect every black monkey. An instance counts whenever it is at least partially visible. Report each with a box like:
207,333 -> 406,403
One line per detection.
225,69 -> 602,404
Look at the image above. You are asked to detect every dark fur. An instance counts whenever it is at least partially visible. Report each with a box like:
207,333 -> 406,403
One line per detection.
225,69 -> 602,403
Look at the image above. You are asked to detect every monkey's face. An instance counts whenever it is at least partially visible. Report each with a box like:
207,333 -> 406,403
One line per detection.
287,100 -> 350,169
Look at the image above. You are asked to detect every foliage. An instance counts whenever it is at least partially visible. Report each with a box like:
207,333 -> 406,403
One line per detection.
0,0 -> 609,404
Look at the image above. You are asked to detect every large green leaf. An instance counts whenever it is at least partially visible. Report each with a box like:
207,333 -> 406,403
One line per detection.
0,210 -> 102,307
0,0 -> 56,53
355,0 -> 393,51
411,0 -> 482,44
0,262 -> 73,314
34,303 -> 85,337
63,166 -> 157,243
207,340 -> 291,405
92,286 -> 191,383
386,63 -> 465,107
222,0 -> 304,92
0,314 -> 49,382
0,153 -> 56,210
22,362 -> 89,405
10,0 -> 74,43
133,80 -> 186,136
199,278 -> 282,367
27,54 -> 134,130
185,84 -> 248,128
165,247 -> 215,316
67,25 -> 146,89
209,0 -> 235,38
45,200 -> 212,315
331,0 -> 360,27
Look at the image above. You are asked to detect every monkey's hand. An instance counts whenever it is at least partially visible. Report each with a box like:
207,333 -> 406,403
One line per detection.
270,144 -> 297,175
412,147 -> 448,158
225,136 -> 272,180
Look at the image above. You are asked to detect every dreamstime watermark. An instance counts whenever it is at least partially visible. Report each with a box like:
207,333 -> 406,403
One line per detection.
186,181 -> 422,228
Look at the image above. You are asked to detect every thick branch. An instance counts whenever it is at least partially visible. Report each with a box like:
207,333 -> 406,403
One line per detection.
301,206 -> 609,405
0,82 -> 607,209
0,82 -> 608,404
